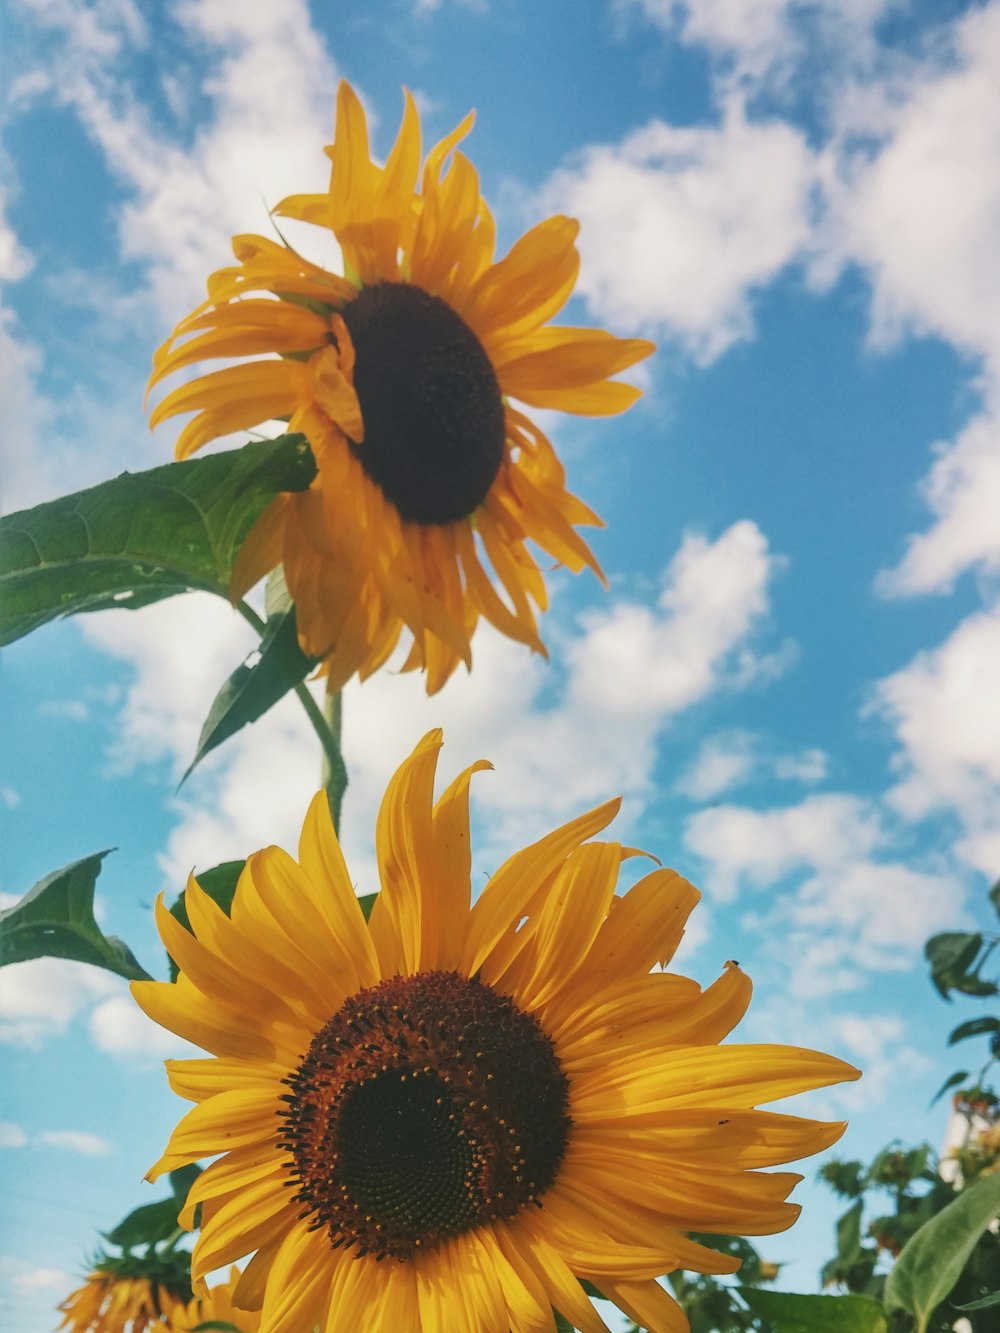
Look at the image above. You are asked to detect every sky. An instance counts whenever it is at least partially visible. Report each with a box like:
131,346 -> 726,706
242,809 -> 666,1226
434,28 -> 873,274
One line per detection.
2,0 -> 1000,1329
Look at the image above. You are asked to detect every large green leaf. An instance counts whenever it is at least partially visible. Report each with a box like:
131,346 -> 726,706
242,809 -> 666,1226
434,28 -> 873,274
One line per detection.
884,1170 -> 1000,1332
183,606 -> 319,783
737,1288 -> 887,1332
0,434 -> 315,647
0,852 -> 151,980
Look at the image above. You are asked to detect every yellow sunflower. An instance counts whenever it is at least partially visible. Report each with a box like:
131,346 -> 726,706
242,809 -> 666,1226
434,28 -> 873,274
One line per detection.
166,1267 -> 260,1332
57,1268 -> 178,1333
147,82 -> 654,693
133,730 -> 859,1333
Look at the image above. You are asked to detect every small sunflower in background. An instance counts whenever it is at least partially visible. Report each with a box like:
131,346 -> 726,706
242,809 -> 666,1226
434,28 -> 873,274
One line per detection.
133,730 -> 860,1333
166,1266 -> 259,1332
147,81 -> 654,693
57,1262 -> 186,1333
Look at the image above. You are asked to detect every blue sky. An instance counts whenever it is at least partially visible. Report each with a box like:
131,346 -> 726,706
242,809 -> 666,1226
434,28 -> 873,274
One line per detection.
3,1 -> 1000,1329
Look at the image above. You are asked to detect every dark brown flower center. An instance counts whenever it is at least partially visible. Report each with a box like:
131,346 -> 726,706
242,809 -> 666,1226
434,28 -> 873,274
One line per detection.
278,970 -> 570,1260
340,282 -> 506,525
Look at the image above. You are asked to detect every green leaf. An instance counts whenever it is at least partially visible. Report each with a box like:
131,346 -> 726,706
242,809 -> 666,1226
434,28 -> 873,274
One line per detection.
167,861 -> 244,981
949,1016 -> 1000,1045
183,606 -> 319,783
104,1197 -> 182,1249
192,1324 -> 244,1333
884,1170 -> 1000,1332
0,434 -> 315,647
835,1199 -> 863,1264
0,852 -> 151,980
989,878 -> 1000,919
931,1069 -> 970,1105
169,1163 -> 203,1202
737,1288 -> 887,1332
954,1289 -> 1000,1312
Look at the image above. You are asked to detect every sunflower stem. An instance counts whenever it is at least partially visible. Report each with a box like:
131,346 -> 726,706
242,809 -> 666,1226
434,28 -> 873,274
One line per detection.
321,689 -> 347,834
234,601 -> 347,832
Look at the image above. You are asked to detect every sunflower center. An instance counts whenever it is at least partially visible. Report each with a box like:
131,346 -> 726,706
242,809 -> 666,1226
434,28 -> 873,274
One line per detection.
340,283 -> 506,525
278,970 -> 570,1260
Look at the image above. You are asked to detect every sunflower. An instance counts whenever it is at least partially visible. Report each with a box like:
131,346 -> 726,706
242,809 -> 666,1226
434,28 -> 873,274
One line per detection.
57,1266 -> 180,1333
147,82 -> 654,693
133,730 -> 859,1333
166,1267 -> 260,1332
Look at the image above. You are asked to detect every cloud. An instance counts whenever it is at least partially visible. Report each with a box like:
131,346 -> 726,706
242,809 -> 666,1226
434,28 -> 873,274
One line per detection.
622,0 -> 894,96
876,411 -> 1000,598
77,521 -> 786,888
541,100 -> 816,362
35,1129 -> 113,1156
0,1257 -> 74,1291
0,958 -> 119,1046
828,1011 -> 933,1111
684,790 -> 966,999
16,0 -> 340,324
684,792 -> 883,901
821,4 -> 1000,376
0,788 -> 20,810
870,605 -> 1000,876
0,187 -> 32,282
677,729 -> 828,799
0,1121 -> 28,1148
88,993 -> 201,1060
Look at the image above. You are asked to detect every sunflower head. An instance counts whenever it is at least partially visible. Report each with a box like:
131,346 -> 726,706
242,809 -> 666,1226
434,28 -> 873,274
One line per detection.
147,82 -> 655,693
133,731 -> 859,1333
57,1254 -> 190,1333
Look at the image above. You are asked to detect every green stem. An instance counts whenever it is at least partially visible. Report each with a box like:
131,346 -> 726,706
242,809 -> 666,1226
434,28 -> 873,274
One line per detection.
235,600 -> 347,832
321,689 -> 347,834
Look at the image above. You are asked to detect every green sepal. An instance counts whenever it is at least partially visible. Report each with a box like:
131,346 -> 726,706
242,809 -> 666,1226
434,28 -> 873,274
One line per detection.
0,851 -> 151,980
0,434 -> 315,647
358,892 -> 378,921
884,1170 -> 1000,1331
737,1287 -> 888,1332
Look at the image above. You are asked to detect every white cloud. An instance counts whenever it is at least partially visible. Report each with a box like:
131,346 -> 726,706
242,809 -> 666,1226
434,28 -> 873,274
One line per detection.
0,958 -> 119,1046
773,746 -> 828,784
79,522 -> 785,889
0,788 -> 20,810
622,0 -> 893,96
822,4 -> 1000,376
677,730 -> 758,800
0,189 -> 32,282
0,1256 -> 74,1291
877,411 -> 1000,598
37,698 -> 91,722
88,992 -> 201,1061
677,729 -> 828,799
80,593 -> 259,778
36,1129 -> 113,1156
871,605 -> 1000,876
684,792 -> 882,901
16,0 -> 340,325
0,1121 -> 28,1148
542,100 -> 816,361
828,1011 -> 933,1111
685,789 -> 966,998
